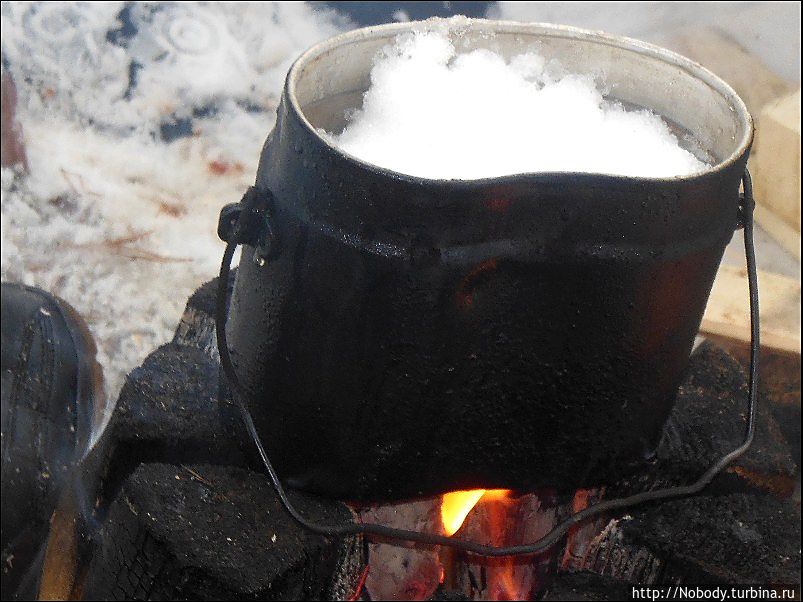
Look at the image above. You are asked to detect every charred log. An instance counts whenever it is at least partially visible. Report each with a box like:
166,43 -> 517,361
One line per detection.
99,272 -> 250,503
610,342 -> 797,499
575,492 -> 800,586
564,344 -> 800,587
542,571 -> 633,601
171,272 -> 235,359
99,344 -> 254,502
709,336 -> 801,472
83,463 -> 364,600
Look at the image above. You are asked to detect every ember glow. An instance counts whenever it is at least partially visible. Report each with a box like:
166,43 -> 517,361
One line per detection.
443,491 -> 555,600
441,489 -> 511,536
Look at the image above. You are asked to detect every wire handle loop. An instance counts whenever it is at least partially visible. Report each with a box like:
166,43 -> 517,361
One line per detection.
215,170 -> 758,557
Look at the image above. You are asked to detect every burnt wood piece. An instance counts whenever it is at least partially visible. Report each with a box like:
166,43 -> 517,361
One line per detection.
578,492 -> 800,586
559,488 -> 608,573
171,271 -> 236,359
542,571 -> 633,601
563,342 -> 801,587
98,273 -> 251,504
610,342 -> 797,499
83,463 -> 364,600
100,343 -> 253,501
569,517 -> 664,585
359,497 -> 444,601
622,492 -> 801,585
185,272 -> 236,321
430,587 -> 471,601
709,335 -> 801,471
448,492 -> 559,601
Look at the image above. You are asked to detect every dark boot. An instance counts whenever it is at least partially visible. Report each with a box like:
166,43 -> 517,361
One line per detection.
1,283 -> 104,599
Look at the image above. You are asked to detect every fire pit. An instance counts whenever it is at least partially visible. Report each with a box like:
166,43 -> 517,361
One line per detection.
70,278 -> 798,601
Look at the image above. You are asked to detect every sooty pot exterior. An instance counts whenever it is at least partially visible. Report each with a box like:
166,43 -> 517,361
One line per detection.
225,21 -> 752,502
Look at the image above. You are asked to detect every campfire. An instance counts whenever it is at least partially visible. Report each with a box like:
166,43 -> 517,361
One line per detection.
440,489 -> 555,600
18,17 -> 800,602
356,485 -> 614,600
72,263 -> 796,601
32,275 -> 799,601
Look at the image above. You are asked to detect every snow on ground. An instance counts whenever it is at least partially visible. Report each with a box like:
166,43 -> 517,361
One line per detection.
1,2 -> 349,407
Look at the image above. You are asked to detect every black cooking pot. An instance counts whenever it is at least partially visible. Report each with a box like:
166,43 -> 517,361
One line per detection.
224,20 -> 753,502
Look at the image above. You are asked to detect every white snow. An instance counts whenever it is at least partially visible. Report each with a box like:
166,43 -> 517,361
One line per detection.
1,2 -> 349,408
325,27 -> 708,179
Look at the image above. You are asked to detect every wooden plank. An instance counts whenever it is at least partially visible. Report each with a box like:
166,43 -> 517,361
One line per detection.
1,68 -> 27,169
752,89 -> 801,237
664,30 -> 800,257
754,202 -> 802,261
701,264 -> 801,354
663,27 -> 794,117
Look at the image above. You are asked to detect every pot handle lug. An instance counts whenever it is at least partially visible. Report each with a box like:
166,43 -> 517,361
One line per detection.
217,187 -> 280,265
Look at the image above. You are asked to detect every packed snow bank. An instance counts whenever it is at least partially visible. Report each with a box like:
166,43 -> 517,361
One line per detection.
0,2 -> 349,405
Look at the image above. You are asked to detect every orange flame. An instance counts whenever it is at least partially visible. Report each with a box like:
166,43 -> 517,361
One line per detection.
441,490 -> 486,536
441,489 -> 511,536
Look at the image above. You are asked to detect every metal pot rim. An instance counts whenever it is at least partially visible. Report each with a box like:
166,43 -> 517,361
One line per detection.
285,18 -> 753,185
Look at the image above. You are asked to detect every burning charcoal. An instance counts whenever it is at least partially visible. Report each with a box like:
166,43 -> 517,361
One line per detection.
430,587 -> 471,601
559,489 -> 608,573
564,517 -> 665,584
359,497 -> 444,601
83,463 -> 364,600
445,491 -> 558,601
542,571 -> 633,601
